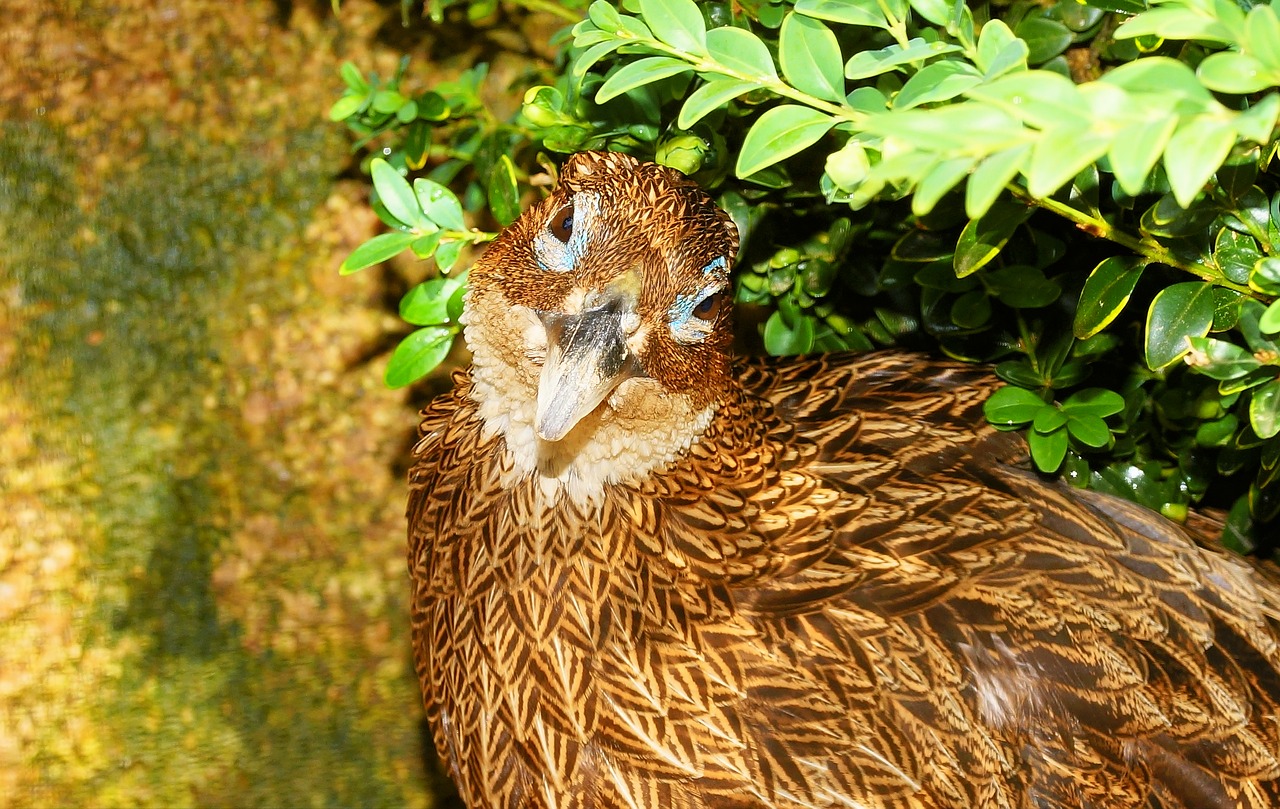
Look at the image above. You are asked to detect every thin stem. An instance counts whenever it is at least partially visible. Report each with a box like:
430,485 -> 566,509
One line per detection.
1007,185 -> 1255,296
512,0 -> 582,22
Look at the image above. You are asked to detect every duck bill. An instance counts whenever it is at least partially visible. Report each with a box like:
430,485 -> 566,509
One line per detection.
534,308 -> 637,443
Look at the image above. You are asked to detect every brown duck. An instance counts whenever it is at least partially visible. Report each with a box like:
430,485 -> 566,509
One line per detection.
408,151 -> 1280,809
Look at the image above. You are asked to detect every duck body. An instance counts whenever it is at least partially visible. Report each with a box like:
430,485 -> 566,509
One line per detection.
408,152 -> 1280,809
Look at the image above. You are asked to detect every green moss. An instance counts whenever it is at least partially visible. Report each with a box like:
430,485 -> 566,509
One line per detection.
2,116 -> 432,807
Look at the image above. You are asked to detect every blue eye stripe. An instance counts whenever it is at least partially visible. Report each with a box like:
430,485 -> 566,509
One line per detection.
531,192 -> 601,274
700,256 -> 727,277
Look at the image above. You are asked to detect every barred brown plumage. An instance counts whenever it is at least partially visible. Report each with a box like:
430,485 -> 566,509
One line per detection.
408,151 -> 1280,808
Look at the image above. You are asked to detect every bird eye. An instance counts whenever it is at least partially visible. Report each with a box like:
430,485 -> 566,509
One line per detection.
693,290 -> 724,321
549,203 -> 574,243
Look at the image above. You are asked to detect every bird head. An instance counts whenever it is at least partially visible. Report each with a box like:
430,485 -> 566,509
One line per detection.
461,151 -> 740,492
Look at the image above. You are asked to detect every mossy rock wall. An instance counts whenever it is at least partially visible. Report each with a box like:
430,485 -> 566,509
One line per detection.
0,2 -> 483,805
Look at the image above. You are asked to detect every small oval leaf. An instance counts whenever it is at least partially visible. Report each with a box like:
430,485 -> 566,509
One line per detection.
1145,281 -> 1215,369
736,105 -> 837,178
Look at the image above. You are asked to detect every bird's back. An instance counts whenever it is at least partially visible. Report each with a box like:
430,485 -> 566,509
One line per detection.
410,350 -> 1280,809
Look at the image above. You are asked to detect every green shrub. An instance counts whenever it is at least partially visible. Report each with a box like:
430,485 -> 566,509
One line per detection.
333,0 -> 1280,548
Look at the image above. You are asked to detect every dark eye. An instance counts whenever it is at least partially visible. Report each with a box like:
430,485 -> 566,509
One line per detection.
693,291 -> 724,321
549,203 -> 574,243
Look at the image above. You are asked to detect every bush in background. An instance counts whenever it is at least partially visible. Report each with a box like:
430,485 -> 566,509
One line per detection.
333,0 -> 1280,549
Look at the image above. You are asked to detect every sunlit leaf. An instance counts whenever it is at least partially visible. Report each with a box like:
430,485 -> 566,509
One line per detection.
414,178 -> 466,231
678,79 -> 756,129
400,275 -> 467,325
844,39 -> 963,80
339,231 -> 417,275
1164,117 -> 1236,207
385,326 -> 455,388
1108,116 -> 1176,197
705,27 -> 778,80
639,0 -> 708,55
737,105 -> 837,177
794,0 -> 888,29
893,61 -> 983,110
1261,299 -> 1280,334
596,57 -> 693,104
965,145 -> 1029,218
371,158 -> 424,228
779,12 -> 845,102
328,93 -> 365,122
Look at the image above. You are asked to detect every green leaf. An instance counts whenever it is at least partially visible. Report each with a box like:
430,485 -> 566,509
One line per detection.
385,326 -> 455,388
572,39 -> 627,79
984,385 -> 1047,425
907,0 -> 950,27
1251,379 -> 1280,439
639,0 -> 708,55
340,61 -> 368,93
949,288 -> 992,328
1115,5 -> 1236,43
487,154 -> 521,227
1212,287 -> 1244,331
1029,427 -> 1069,472
1198,52 -> 1278,94
763,310 -> 817,354
1164,117 -> 1237,207
1033,404 -> 1068,433
705,27 -> 777,81
371,158 -> 424,228
400,275 -> 468,325
1015,16 -> 1073,64
410,231 -> 442,259
1108,116 -> 1177,197
587,0 -> 622,31
1027,122 -> 1111,199
371,90 -> 407,113
328,93 -> 365,122
965,145 -> 1029,218
779,12 -> 845,102
975,20 -> 1024,75
435,239 -> 464,273
1185,336 -> 1263,380
794,0 -> 888,29
1144,281 -> 1215,369
1074,256 -> 1146,339
414,178 -> 466,231
339,231 -> 416,275
596,57 -> 694,104
1261,299 -> 1280,334
678,79 -> 755,129
893,61 -> 983,110
1215,228 -> 1261,285
1067,413 -> 1112,448
1062,388 -> 1126,418
736,105 -> 837,177
954,200 -> 1031,277
913,156 -> 978,215
1252,257 -> 1280,296
844,39 -> 964,80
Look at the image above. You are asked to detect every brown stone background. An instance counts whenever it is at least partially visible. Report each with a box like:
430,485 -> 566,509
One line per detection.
0,1 -> 552,805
